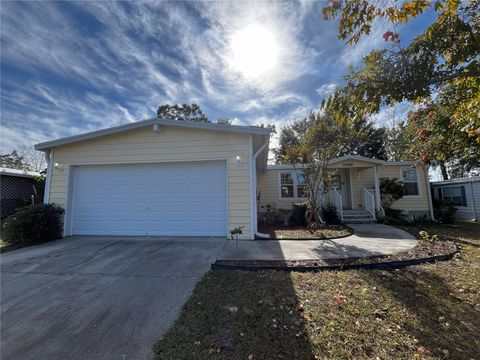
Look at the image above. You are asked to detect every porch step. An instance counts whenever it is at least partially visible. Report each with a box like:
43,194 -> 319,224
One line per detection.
342,209 -> 375,224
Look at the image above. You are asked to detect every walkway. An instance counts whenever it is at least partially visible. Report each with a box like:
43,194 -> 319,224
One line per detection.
217,224 -> 417,261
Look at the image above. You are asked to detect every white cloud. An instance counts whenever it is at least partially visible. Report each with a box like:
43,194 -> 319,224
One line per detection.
0,1 -> 345,153
316,83 -> 338,98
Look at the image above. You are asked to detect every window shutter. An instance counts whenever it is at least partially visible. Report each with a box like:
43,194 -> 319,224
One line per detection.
438,188 -> 442,199
460,186 -> 467,207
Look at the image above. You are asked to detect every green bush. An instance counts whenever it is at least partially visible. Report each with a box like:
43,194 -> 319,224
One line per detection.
380,177 -> 404,209
292,203 -> 307,226
384,208 -> 403,218
378,208 -> 407,225
2,204 -> 64,248
322,204 -> 340,225
434,199 -> 456,224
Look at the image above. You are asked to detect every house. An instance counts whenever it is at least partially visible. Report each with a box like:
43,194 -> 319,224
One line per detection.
35,119 -> 433,239
431,176 -> 480,223
258,156 -> 434,224
0,167 -> 41,219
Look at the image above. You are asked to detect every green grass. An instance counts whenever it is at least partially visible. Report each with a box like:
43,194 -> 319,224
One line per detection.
154,229 -> 480,359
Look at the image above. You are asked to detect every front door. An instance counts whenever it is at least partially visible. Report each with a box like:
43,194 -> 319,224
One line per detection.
332,173 -> 348,208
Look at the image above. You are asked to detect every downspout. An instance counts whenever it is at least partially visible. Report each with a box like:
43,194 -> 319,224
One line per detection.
43,150 -> 53,204
425,165 -> 435,221
252,135 -> 270,239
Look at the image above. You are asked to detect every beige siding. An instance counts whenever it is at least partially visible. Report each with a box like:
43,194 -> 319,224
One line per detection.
257,169 -> 306,210
258,163 -> 431,214
380,165 -> 430,212
48,126 -> 252,238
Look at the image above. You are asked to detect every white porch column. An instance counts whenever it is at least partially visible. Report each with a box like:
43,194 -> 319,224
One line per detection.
373,165 -> 381,212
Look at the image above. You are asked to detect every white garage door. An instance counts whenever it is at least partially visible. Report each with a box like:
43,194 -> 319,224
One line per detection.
71,161 -> 227,236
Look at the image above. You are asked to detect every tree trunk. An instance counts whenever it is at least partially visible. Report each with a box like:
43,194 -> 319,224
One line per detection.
440,161 -> 449,180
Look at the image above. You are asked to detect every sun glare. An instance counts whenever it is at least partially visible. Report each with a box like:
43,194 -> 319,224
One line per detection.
229,24 -> 280,80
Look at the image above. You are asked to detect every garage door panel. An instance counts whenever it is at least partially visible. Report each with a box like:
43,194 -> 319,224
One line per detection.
71,161 -> 227,236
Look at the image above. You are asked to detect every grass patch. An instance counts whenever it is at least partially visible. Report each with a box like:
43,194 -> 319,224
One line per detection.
400,221 -> 480,246
154,246 -> 480,359
259,225 -> 352,240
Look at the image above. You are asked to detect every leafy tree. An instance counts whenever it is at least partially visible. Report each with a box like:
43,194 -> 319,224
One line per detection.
275,119 -> 386,163
254,123 -> 277,135
283,107 -> 361,227
342,123 -> 387,160
156,103 -> 210,123
0,150 -> 25,170
323,0 -> 480,141
384,122 -> 413,161
405,96 -> 480,179
380,177 -> 404,210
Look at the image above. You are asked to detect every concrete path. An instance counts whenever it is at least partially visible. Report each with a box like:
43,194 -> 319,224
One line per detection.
1,236 -> 227,360
217,224 -> 417,261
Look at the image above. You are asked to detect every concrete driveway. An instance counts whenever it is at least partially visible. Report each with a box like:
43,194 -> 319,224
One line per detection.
1,236 -> 227,360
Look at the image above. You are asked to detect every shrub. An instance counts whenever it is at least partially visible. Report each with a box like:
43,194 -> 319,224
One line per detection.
433,199 -> 456,224
380,177 -> 404,209
410,213 -> 429,225
378,216 -> 408,226
292,203 -> 307,226
419,230 -> 438,243
322,204 -> 340,225
384,208 -> 403,218
2,204 -> 64,248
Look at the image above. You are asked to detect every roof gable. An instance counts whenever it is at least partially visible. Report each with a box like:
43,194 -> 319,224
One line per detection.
35,118 -> 271,151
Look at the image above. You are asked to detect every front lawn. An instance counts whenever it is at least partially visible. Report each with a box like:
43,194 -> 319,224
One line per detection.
258,225 -> 352,239
154,232 -> 479,359
400,221 -> 480,246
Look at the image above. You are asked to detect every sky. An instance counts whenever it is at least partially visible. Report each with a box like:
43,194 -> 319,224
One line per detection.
1,1 -> 435,154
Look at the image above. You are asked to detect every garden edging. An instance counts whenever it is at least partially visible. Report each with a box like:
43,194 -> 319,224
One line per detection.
212,242 -> 458,272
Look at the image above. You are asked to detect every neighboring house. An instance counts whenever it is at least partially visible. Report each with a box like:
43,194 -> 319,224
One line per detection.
431,177 -> 480,223
35,119 -> 433,239
0,167 -> 41,219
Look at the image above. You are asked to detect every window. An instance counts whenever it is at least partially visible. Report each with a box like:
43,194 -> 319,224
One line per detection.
440,186 -> 466,206
280,173 -> 294,198
400,167 -> 419,196
280,172 -> 307,198
296,173 -> 308,197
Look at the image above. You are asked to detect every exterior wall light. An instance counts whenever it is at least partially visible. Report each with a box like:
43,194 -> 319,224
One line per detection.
236,155 -> 242,167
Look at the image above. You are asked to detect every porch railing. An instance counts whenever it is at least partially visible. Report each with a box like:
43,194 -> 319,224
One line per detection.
363,188 -> 376,220
326,189 -> 343,221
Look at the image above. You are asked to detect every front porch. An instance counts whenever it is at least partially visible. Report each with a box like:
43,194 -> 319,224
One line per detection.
322,156 -> 384,223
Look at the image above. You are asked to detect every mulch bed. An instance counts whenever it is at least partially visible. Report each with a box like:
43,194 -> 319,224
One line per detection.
214,240 -> 457,270
258,225 -> 353,240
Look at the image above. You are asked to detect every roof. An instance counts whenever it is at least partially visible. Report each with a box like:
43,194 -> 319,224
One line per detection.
267,155 -> 420,170
0,167 -> 41,178
431,176 -> 480,186
35,118 -> 271,151
328,155 -> 385,165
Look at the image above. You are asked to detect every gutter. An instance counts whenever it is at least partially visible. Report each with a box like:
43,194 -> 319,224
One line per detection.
251,135 -> 270,239
43,150 -> 53,204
